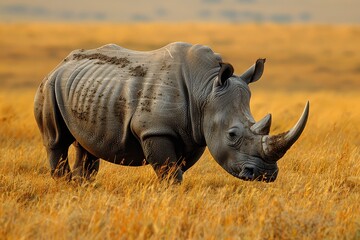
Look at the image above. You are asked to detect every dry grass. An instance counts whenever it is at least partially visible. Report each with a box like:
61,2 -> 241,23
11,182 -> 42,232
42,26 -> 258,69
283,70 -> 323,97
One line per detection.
1,23 -> 360,239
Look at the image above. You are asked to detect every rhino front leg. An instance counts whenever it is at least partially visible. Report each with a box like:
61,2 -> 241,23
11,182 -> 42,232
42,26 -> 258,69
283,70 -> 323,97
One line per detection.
72,142 -> 100,183
142,137 -> 183,183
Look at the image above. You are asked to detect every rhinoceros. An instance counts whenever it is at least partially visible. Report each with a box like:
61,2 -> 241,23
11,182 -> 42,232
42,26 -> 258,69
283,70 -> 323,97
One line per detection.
34,42 -> 309,183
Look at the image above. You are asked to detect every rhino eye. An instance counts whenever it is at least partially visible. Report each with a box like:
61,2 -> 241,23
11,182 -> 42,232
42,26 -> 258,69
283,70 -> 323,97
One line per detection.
228,131 -> 237,138
227,127 -> 244,147
227,128 -> 240,139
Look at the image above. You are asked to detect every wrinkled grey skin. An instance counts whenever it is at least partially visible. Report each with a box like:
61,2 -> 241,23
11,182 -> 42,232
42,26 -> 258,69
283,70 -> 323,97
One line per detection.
34,42 -> 309,183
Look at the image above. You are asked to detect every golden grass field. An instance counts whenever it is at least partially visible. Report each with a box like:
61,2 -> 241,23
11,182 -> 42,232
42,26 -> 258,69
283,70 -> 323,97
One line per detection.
1,23 -> 360,239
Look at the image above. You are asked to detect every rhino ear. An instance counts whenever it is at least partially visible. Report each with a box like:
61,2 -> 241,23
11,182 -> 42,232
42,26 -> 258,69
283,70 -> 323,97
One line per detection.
240,58 -> 266,84
215,62 -> 234,87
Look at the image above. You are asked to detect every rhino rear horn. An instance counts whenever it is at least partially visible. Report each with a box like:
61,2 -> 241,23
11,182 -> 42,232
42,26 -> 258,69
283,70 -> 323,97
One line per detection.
251,114 -> 272,135
215,62 -> 234,87
262,101 -> 309,161
240,58 -> 266,84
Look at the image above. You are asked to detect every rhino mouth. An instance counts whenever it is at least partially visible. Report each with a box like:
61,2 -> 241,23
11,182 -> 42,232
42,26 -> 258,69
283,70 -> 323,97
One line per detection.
239,168 -> 277,182
239,167 -> 256,181
230,164 -> 278,183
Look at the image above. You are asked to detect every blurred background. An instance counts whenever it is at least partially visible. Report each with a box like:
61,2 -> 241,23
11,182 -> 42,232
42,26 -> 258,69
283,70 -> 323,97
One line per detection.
1,0 -> 360,24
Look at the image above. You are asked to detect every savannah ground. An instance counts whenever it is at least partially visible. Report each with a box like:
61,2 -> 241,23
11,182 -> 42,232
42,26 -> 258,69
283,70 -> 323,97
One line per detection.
0,23 -> 360,239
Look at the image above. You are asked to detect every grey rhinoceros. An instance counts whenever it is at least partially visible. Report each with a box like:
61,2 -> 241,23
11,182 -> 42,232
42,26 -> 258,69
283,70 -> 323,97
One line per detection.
34,42 -> 309,183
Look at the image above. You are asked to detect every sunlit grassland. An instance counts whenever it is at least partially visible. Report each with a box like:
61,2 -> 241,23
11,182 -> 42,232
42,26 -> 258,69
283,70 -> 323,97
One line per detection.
0,23 -> 360,239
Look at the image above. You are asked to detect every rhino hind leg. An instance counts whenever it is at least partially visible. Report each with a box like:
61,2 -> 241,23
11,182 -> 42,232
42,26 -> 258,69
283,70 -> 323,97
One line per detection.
34,82 -> 74,180
72,142 -> 100,183
43,117 -> 74,181
47,147 -> 72,180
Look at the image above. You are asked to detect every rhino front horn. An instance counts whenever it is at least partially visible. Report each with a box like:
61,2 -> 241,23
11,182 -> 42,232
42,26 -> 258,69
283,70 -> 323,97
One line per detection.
261,101 -> 309,161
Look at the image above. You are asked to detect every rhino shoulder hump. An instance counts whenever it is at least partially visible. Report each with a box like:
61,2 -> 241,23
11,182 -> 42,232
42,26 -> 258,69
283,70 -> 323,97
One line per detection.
97,43 -> 123,51
191,44 -> 221,60
183,43 -> 222,70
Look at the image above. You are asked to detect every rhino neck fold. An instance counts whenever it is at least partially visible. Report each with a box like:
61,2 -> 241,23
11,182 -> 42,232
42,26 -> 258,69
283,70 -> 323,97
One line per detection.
183,67 -> 219,147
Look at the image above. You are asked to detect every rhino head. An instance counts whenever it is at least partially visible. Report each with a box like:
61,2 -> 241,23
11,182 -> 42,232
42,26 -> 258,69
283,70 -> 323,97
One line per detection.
203,59 -> 309,182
